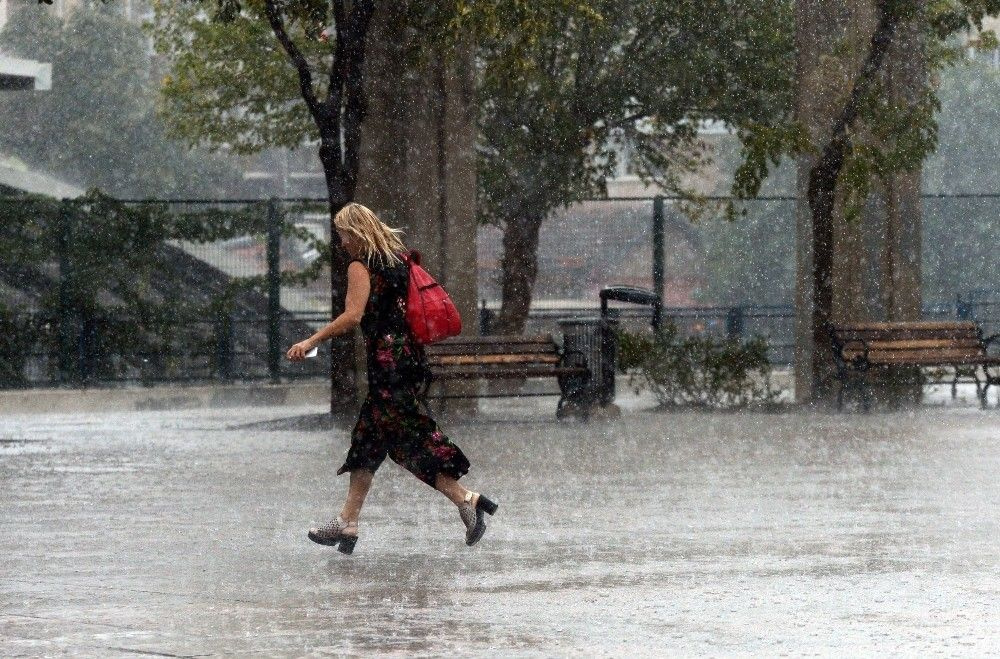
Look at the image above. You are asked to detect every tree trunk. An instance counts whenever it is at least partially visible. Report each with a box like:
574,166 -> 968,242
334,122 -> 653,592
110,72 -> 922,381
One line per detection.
265,0 -> 367,417
317,132 -> 357,415
495,213 -> 545,335
806,140 -> 842,402
804,0 -> 901,403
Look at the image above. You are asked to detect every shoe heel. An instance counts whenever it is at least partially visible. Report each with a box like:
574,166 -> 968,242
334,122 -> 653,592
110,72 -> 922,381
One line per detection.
337,536 -> 358,555
477,495 -> 498,516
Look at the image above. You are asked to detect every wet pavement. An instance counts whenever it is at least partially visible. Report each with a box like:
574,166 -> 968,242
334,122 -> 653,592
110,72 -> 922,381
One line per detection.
2,397 -> 1000,656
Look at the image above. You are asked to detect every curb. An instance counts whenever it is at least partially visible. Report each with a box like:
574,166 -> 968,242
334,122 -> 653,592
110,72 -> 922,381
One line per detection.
0,381 -> 330,414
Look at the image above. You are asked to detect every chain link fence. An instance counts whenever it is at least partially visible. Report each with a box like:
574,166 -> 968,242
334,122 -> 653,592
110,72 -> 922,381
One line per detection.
0,196 -> 335,387
479,194 -> 1000,365
2,193 -> 1000,388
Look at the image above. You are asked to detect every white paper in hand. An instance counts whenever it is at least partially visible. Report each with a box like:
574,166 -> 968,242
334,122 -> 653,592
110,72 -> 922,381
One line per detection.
305,346 -> 318,359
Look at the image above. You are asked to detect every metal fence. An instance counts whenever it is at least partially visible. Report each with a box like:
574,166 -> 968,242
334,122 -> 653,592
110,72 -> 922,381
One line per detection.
7,311 -> 333,386
479,193 -> 1000,364
0,196 -> 334,388
124,197 -> 334,316
3,193 -> 1000,387
490,300 -> 1000,368
478,193 -> 1000,309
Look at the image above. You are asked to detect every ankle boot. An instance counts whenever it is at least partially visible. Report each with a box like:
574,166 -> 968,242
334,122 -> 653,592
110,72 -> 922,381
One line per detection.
458,492 -> 498,546
308,516 -> 359,554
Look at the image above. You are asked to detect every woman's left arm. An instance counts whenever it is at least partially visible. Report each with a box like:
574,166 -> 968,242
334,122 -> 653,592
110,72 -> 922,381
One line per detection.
286,261 -> 371,361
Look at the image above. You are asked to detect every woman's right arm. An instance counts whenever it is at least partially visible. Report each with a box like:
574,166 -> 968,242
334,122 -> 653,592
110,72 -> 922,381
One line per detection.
286,261 -> 371,360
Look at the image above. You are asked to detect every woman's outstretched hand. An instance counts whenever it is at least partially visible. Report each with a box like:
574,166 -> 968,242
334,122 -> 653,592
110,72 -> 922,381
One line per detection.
287,340 -> 315,361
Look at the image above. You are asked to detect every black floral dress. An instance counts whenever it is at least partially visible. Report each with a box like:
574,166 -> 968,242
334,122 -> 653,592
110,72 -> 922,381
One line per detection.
336,256 -> 470,486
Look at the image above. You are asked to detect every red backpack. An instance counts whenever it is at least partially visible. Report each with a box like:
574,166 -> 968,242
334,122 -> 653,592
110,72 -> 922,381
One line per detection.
402,250 -> 462,344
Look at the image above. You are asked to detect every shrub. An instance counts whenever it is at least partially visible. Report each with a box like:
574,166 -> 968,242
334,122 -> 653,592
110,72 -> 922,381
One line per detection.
0,305 -> 36,389
617,322 -> 783,410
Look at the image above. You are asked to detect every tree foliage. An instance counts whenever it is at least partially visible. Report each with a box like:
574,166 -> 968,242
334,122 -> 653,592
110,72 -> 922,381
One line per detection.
734,0 -> 1000,206
477,0 -> 794,331
695,53 -> 1000,307
479,0 -> 794,223
150,0 -> 589,155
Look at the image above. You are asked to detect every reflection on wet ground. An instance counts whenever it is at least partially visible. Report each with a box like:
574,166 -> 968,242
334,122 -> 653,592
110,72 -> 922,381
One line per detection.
1,403 -> 999,655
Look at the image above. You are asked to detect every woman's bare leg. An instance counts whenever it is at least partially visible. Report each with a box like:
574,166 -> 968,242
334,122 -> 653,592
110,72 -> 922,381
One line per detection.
339,469 -> 374,527
434,473 -> 471,506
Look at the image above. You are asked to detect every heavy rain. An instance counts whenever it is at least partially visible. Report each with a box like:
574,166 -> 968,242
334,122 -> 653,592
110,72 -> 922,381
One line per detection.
1,0 -> 999,656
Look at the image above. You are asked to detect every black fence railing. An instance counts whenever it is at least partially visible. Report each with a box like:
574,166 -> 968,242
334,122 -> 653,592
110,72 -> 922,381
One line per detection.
4,193 -> 1000,388
4,311 -> 332,388
478,193 -> 1000,322
0,195 -> 335,388
6,297 -> 997,389
483,298 -> 1000,367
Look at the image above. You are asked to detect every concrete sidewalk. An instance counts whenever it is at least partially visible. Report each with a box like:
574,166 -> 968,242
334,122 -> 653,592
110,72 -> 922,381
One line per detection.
0,381 -> 330,415
2,403 -> 1000,655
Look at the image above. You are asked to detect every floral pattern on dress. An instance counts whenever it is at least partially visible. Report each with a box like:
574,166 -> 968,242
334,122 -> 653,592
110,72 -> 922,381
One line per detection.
337,256 -> 470,486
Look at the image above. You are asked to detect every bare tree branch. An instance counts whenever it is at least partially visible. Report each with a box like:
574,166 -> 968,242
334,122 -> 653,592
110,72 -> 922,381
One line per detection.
263,0 -> 321,118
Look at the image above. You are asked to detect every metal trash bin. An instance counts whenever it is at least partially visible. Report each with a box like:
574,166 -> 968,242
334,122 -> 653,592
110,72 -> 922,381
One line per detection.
591,285 -> 663,407
559,317 -> 618,406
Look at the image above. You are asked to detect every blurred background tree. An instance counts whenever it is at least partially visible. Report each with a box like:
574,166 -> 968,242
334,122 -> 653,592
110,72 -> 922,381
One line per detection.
0,4 -> 240,198
694,53 -> 1000,308
477,0 -> 794,334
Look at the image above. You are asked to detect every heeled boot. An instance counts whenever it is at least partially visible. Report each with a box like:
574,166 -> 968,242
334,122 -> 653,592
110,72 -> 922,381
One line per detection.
458,492 -> 498,546
308,516 -> 359,554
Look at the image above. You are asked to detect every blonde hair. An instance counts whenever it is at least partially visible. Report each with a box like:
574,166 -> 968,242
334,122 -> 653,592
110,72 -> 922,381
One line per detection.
333,202 -> 406,267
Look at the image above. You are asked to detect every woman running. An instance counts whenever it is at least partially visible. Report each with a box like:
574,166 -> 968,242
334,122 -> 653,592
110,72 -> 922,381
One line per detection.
287,202 -> 498,555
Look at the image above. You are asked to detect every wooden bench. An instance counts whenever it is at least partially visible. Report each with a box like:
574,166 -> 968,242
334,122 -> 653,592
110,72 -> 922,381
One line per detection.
830,321 -> 1000,410
419,335 -> 592,419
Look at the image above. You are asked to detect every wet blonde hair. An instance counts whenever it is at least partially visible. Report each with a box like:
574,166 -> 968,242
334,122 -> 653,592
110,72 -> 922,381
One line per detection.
333,202 -> 406,267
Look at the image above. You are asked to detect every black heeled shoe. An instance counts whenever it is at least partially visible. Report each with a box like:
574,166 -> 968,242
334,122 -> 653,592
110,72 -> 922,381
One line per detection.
458,492 -> 498,546
336,535 -> 358,555
308,516 -> 359,555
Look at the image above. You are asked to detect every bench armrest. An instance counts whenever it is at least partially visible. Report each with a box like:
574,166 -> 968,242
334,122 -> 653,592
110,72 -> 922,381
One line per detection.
828,327 -> 869,360
828,325 -> 869,370
827,325 -> 845,365
983,333 -> 1000,352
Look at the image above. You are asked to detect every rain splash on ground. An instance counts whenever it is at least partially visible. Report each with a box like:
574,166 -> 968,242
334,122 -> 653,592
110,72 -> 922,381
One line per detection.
2,389 -> 999,655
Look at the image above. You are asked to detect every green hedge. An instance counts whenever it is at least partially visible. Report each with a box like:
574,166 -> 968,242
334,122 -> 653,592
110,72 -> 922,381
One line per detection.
0,305 -> 37,388
617,322 -> 783,410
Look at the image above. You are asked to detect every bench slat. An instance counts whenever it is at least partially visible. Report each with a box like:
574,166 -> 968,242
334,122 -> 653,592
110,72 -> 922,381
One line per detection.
425,343 -> 560,356
432,366 -> 588,380
425,334 -> 586,382
430,354 -> 561,366
840,338 -> 984,351
843,350 -> 990,364
835,321 -> 978,331
860,356 -> 999,366
428,334 -> 554,346
837,329 -> 980,341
